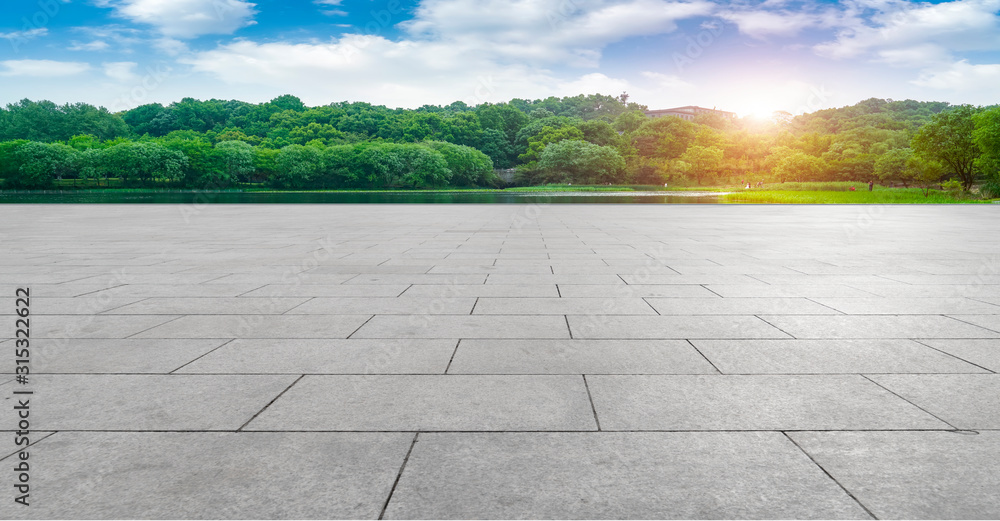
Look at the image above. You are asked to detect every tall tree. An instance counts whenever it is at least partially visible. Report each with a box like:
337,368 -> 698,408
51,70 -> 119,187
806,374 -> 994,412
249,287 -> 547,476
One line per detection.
911,105 -> 981,189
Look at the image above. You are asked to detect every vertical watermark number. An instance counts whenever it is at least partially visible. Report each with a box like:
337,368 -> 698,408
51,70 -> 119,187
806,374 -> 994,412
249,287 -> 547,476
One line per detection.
13,288 -> 32,507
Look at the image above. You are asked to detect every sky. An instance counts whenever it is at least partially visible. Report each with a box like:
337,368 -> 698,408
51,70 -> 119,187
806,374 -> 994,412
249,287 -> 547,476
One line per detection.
0,0 -> 998,117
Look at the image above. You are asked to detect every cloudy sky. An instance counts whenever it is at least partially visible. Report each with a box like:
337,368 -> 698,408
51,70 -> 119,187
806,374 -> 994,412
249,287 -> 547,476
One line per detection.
1,0 -> 998,116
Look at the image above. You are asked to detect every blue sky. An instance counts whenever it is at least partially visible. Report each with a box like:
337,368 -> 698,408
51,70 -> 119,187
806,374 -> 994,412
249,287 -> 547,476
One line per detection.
1,0 -> 998,116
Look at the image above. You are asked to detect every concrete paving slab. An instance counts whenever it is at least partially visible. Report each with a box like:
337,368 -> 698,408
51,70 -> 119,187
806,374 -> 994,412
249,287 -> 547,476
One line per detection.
133,314 -> 372,338
21,338 -> 227,373
178,338 -> 456,374
759,314 -> 1000,339
587,375 -> 949,430
567,315 -> 792,339
0,297 -> 145,315
399,284 -> 560,297
485,274 -> 626,285
789,431 -> 1000,519
246,375 -> 596,431
242,284 -> 409,297
24,315 -> 180,339
619,274 -> 767,285
474,297 -> 656,315
867,374 -> 1000,429
557,284 -> 719,297
705,284 -> 879,298
84,283 -> 267,298
103,297 -> 310,315
948,314 -> 1000,333
286,297 -> 476,315
353,315 -> 570,339
692,339 -> 988,374
29,374 -> 296,430
810,297 -> 1000,315
0,432 -> 412,519
915,338 -> 1000,372
448,339 -> 717,374
856,284 -> 1000,298
384,432 -> 871,519
647,297 -> 840,315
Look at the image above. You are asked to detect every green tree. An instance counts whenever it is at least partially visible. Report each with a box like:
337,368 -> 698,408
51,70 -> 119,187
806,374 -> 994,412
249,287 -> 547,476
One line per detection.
5,141 -> 79,188
272,144 -> 324,189
972,106 -> 1000,181
911,105 -> 981,189
773,151 -> 826,183
215,141 -> 256,184
679,145 -> 724,185
536,140 -> 626,185
424,141 -> 497,186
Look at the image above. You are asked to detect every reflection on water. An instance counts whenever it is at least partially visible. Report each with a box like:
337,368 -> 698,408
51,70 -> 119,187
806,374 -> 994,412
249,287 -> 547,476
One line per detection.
0,190 -> 724,204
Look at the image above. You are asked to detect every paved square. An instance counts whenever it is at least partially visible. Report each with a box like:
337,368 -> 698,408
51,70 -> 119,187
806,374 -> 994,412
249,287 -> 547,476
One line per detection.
3,204 -> 999,518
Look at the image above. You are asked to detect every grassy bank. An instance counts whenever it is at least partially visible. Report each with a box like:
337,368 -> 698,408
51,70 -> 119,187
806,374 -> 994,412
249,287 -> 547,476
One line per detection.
721,189 -> 987,204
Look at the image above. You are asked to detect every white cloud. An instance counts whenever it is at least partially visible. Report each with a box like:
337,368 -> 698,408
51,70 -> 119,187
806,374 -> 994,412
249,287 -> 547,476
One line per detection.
101,0 -> 258,38
814,0 -> 1000,59
640,71 -> 696,92
717,10 -> 822,39
68,40 -> 111,51
402,0 -> 714,66
0,60 -> 90,77
103,61 -> 139,82
179,0 -> 715,107
0,28 -> 48,41
912,59 -> 1000,90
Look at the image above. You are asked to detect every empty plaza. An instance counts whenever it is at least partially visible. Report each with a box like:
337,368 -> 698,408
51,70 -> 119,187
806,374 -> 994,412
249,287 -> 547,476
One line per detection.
2,203 -> 999,519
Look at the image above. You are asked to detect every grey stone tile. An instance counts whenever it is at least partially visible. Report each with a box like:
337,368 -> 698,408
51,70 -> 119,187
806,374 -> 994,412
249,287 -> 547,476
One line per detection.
647,297 -> 840,315
427,265 -> 552,274
353,315 -> 570,339
385,432 -> 871,519
619,274 -> 766,285
916,339 -> 1000,372
25,315 -> 179,339
760,315 -> 1000,339
789,431 -> 1000,519
811,297 -> 1000,315
0,297 -> 144,315
448,339 -> 716,374
0,432 -> 411,519
567,315 -> 791,339
27,374 -> 296,430
691,339 -> 987,374
208,273 -> 359,285
344,274 -> 487,285
242,284 -> 409,297
558,284 -> 719,298
133,314 -> 372,339
706,284 -> 879,298
102,297 -> 309,315
752,274 -> 902,285
85,283 -> 266,298
867,374 -> 1000,429
587,375 -> 948,430
474,297 -> 656,315
23,339 -> 226,373
246,375 -> 596,431
287,297 -> 476,315
948,314 -> 1000,333
858,284 -> 1000,298
400,284 -> 560,297
179,338 -> 455,374
486,274 -> 625,285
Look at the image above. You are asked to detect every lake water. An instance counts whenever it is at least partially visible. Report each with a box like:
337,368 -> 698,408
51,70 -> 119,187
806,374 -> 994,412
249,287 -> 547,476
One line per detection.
0,190 -> 723,204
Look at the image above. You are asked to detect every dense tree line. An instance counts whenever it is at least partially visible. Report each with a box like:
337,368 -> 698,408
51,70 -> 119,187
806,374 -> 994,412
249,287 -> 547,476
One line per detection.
0,94 -> 998,193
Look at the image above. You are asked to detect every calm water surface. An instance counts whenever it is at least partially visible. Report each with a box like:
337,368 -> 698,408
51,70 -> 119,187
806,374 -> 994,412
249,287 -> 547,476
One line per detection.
0,190 -> 723,204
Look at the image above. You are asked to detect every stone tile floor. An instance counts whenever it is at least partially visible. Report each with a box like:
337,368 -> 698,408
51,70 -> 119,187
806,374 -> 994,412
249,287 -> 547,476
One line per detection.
1,204 -> 999,519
